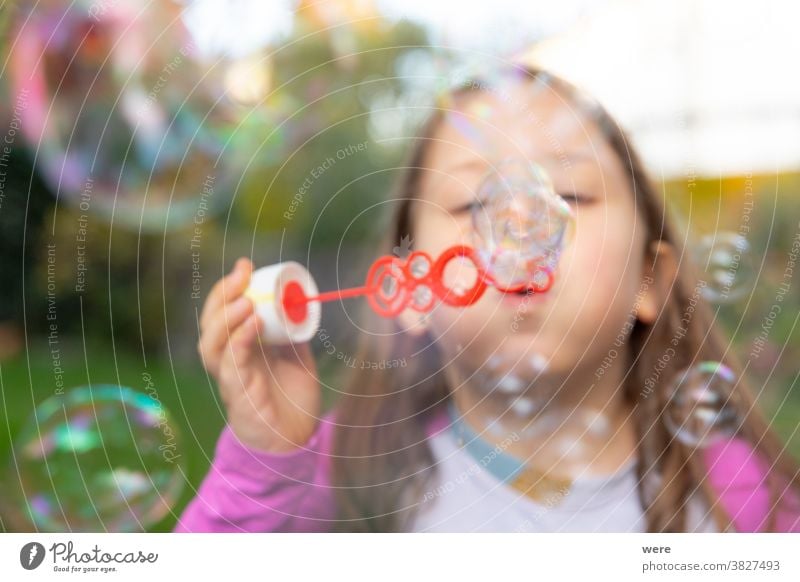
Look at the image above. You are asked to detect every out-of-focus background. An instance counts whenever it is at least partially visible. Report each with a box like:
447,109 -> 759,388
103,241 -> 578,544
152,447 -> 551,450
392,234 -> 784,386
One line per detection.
0,0 -> 798,532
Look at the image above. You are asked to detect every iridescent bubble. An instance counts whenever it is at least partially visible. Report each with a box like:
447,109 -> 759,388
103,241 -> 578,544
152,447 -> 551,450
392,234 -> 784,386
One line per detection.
472,159 -> 573,289
694,232 -> 755,304
7,0 -> 259,231
12,385 -> 185,531
664,362 -> 740,448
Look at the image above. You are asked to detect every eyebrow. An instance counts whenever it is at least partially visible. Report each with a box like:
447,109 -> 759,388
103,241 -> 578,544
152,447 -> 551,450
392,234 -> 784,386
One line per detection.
441,152 -> 597,175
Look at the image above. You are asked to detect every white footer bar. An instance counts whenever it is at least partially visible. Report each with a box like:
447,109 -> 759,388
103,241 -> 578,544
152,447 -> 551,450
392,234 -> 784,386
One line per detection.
1,533 -> 797,581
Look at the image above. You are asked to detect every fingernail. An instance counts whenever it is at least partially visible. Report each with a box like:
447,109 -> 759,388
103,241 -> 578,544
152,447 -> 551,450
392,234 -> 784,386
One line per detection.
232,266 -> 246,282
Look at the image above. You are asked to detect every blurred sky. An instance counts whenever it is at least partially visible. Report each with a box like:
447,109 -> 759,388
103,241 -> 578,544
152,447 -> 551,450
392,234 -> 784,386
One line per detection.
182,0 -> 600,57
115,0 -> 800,178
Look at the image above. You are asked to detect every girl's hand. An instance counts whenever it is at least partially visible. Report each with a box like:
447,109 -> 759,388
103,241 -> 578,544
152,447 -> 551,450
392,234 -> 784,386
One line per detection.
197,258 -> 320,453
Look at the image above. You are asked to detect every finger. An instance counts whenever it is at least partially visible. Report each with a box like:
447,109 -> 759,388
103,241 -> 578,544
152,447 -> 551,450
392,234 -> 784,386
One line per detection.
198,296 -> 255,373
200,258 -> 253,331
273,341 -> 315,369
229,312 -> 262,357
217,314 -> 262,400
269,342 -> 318,400
219,313 -> 261,377
216,257 -> 253,312
200,260 -> 246,333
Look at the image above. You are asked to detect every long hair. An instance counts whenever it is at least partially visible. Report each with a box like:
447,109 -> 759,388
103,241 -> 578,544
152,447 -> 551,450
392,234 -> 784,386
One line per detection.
330,65 -> 800,532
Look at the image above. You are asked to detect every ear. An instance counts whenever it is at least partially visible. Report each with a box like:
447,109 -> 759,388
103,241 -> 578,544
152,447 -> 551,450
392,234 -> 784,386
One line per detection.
395,307 -> 431,336
636,240 -> 678,325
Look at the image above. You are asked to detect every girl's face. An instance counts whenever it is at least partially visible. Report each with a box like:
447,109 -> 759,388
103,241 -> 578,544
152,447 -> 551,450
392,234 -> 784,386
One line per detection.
408,79 -> 654,387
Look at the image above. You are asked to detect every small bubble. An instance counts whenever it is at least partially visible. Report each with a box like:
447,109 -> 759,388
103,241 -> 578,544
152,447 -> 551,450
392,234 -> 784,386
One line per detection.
529,353 -> 549,374
497,374 -> 526,394
694,232 -> 755,304
664,362 -> 739,448
510,397 -> 537,417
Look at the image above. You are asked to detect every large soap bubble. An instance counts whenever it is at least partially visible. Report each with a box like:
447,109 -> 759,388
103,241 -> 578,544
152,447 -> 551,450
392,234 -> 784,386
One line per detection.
11,385 -> 185,532
7,0 -> 257,230
472,159 -> 573,290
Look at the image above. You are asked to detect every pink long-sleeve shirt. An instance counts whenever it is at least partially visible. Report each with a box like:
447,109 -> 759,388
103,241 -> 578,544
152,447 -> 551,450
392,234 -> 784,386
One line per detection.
174,411 -> 800,533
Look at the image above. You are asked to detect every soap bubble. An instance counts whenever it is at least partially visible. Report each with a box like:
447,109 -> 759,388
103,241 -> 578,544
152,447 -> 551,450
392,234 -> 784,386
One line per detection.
7,0 -> 256,231
472,159 -> 573,290
664,362 -> 740,448
11,385 -> 185,532
694,232 -> 755,304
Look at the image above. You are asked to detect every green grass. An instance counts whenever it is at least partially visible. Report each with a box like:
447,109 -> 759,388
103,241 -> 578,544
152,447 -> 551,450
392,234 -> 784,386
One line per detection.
761,391 -> 800,461
1,334 -> 798,532
0,336 -> 224,532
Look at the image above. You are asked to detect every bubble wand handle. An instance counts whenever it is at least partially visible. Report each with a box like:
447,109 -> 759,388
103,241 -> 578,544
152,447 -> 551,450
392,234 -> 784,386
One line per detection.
303,286 -> 373,303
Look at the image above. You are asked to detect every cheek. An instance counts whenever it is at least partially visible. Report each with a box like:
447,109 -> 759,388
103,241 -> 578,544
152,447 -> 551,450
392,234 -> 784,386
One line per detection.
425,305 -> 483,359
425,281 -> 507,350
412,211 -> 470,258
558,208 -> 644,319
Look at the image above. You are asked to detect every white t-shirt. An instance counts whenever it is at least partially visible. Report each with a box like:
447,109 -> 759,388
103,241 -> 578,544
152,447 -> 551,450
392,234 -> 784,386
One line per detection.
410,426 -> 718,532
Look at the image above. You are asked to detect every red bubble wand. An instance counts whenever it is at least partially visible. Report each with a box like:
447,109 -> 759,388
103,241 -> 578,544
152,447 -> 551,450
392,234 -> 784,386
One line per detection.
247,160 -> 569,345
278,245 -> 554,329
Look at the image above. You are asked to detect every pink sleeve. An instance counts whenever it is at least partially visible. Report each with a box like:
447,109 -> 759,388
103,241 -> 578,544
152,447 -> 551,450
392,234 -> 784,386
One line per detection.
704,438 -> 800,532
174,416 -> 337,532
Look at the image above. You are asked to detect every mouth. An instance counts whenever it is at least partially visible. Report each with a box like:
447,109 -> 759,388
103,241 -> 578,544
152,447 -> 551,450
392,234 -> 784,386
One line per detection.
500,286 -> 547,305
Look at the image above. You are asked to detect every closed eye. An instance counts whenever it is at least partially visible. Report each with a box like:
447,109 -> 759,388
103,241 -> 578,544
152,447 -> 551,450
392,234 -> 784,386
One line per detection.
450,199 -> 487,215
451,192 -> 593,214
558,192 -> 594,205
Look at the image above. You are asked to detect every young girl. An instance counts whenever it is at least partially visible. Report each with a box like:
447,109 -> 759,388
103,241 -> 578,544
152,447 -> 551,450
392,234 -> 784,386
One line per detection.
176,65 -> 800,533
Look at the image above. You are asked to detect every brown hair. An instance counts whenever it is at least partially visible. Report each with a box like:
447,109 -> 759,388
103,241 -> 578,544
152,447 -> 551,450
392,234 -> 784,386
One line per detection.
331,65 -> 800,532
